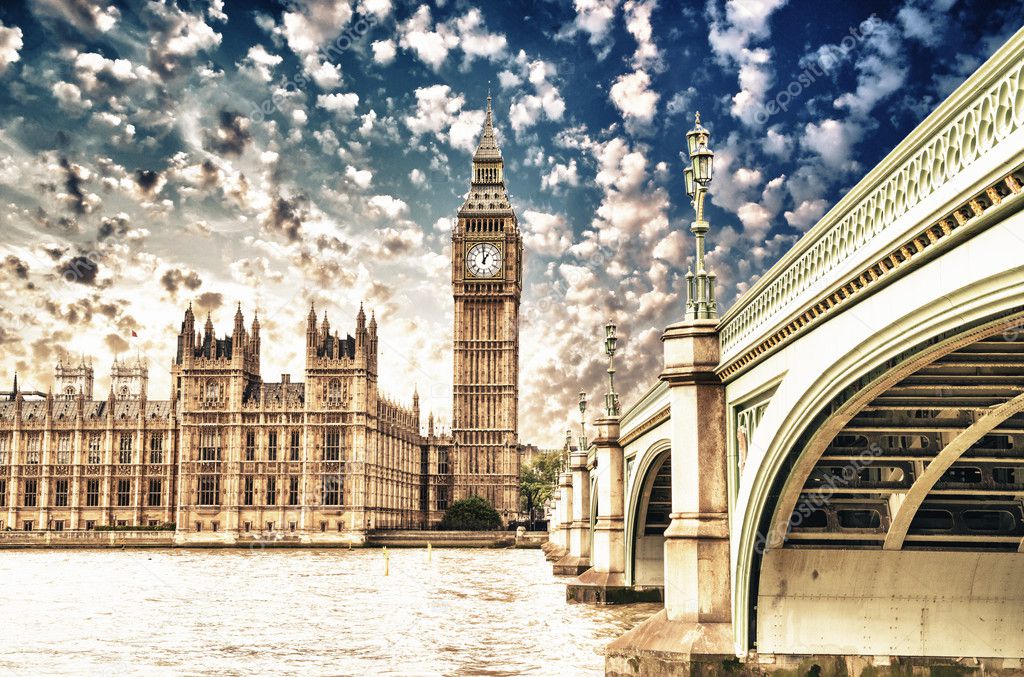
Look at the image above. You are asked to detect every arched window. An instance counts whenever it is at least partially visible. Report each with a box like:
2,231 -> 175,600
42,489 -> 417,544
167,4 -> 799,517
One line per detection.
205,380 -> 219,400
328,378 -> 342,401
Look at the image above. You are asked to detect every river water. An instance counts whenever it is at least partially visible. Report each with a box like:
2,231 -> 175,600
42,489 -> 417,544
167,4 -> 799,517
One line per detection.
0,548 -> 659,675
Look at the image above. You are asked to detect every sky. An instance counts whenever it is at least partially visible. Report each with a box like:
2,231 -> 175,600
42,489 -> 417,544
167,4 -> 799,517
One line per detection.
0,0 -> 1021,446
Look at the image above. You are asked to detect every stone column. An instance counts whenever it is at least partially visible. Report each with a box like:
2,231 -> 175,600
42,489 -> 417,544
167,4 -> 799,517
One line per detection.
568,416 -> 639,603
607,319 -> 733,668
555,449 -> 590,575
548,470 -> 572,567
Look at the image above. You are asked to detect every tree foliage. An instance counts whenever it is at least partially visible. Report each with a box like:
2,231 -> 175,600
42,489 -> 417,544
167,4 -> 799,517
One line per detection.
439,496 -> 502,531
520,449 -> 563,522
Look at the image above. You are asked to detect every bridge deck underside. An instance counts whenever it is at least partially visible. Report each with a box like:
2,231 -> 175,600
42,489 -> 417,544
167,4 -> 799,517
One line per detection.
786,334 -> 1024,550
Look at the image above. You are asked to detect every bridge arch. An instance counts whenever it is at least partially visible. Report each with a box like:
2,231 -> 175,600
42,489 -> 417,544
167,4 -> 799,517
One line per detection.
625,439 -> 671,589
733,257 -> 1024,656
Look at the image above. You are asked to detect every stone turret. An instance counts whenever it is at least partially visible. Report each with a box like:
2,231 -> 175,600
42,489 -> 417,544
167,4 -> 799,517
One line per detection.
54,356 -> 94,399
111,355 -> 148,400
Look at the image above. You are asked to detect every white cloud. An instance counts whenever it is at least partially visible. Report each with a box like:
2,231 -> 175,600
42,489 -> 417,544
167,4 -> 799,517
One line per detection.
801,118 -> 863,171
398,5 -> 457,71
72,52 -> 143,91
541,160 -> 579,191
609,70 -> 659,135
358,109 -> 377,136
409,168 -> 426,186
317,92 -> 360,121
397,6 -> 508,71
652,229 -> 686,262
559,0 -> 618,59
368,194 -> 409,219
357,0 -> 393,19
452,8 -> 507,66
624,0 -> 662,71
762,125 -> 792,157
521,210 -> 572,257
0,21 -> 24,75
449,109 -> 486,153
404,84 -> 486,153
784,198 -> 829,229
345,165 -> 373,189
897,0 -> 955,47
497,69 -> 522,89
832,21 -> 906,118
507,53 -> 565,135
707,0 -> 788,126
277,0 -> 353,87
52,81 -> 91,112
238,44 -> 282,83
371,39 -> 396,65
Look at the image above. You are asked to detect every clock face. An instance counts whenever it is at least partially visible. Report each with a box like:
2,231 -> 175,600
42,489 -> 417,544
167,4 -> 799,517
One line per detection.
466,242 -> 502,278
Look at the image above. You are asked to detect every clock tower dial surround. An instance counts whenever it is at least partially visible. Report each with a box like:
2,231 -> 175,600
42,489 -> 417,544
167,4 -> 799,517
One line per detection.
450,96 -> 523,521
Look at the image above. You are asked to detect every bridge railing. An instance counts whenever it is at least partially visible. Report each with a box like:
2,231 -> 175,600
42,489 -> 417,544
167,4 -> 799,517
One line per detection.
717,26 -> 1024,369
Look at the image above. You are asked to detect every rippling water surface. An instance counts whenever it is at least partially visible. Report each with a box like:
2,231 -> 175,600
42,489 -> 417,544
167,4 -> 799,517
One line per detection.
0,548 -> 659,675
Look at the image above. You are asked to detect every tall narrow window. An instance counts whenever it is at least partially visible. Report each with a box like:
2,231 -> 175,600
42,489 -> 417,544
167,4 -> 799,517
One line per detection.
117,479 -> 131,507
88,434 -> 101,464
267,431 -> 278,461
243,476 -> 254,506
24,479 -> 38,507
200,429 -> 221,461
148,479 -> 162,507
25,433 -> 40,465
290,430 -> 300,461
245,430 -> 256,461
54,479 -> 69,507
86,480 -> 100,507
0,432 -> 10,465
0,479 -> 6,507
324,428 -> 340,461
322,476 -> 342,506
198,475 -> 220,506
149,434 -> 163,464
119,433 -> 132,464
57,434 -> 72,464
266,477 -> 277,506
288,477 -> 299,506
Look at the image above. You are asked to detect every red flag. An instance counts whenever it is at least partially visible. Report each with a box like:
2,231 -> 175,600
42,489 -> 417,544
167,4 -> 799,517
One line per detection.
131,330 -> 138,337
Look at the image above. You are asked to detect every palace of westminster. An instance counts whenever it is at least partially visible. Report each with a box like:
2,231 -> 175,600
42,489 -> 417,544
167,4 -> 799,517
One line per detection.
0,99 -> 526,541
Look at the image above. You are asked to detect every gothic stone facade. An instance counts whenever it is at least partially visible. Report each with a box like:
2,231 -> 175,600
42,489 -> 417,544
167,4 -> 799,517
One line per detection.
0,305 -> 455,542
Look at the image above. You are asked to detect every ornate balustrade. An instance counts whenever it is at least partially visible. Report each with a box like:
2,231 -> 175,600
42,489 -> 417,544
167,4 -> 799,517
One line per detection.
718,27 -> 1024,372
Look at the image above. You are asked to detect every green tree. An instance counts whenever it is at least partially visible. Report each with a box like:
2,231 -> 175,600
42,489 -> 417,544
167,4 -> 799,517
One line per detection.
520,449 -> 563,527
439,496 -> 502,531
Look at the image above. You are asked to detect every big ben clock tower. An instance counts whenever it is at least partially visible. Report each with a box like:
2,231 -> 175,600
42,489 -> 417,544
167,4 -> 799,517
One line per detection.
451,96 -> 523,521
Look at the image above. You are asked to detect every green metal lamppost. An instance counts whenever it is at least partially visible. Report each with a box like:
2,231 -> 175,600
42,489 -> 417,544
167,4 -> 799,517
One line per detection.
578,390 -> 588,452
604,320 -> 619,417
683,112 -> 718,320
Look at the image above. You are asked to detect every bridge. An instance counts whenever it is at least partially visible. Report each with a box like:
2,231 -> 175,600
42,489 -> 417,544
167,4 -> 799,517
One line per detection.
545,26 -> 1024,674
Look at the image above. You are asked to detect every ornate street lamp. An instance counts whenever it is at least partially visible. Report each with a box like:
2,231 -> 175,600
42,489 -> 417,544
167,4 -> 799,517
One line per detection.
578,390 -> 588,452
604,320 -> 619,417
683,112 -> 718,321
